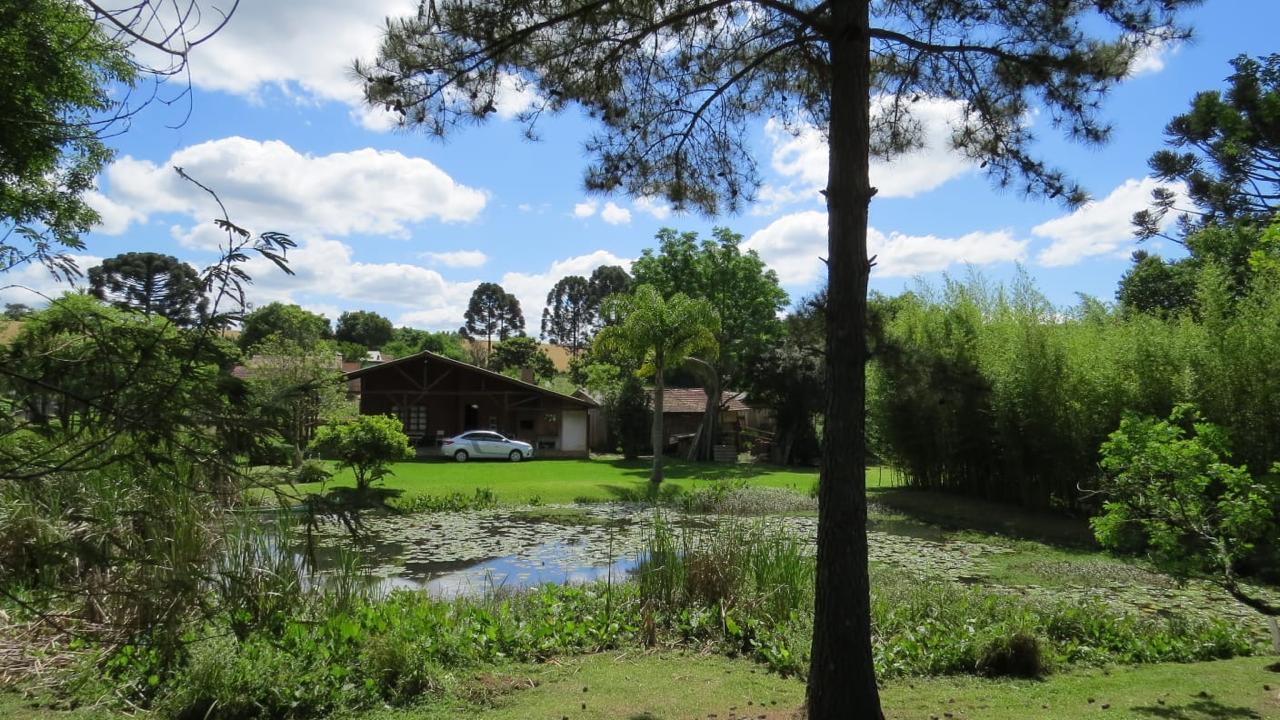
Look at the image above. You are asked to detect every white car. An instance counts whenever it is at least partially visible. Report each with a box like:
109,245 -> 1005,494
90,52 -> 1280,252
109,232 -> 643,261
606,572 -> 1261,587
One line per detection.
441,431 -> 534,462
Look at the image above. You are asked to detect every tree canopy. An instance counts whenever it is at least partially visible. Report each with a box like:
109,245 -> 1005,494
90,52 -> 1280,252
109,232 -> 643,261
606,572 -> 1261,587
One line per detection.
594,284 -> 719,483
632,226 -> 787,383
335,310 -> 395,350
239,303 -> 333,352
0,0 -> 135,277
381,326 -> 468,361
541,275 -> 594,355
87,252 -> 209,326
490,335 -> 557,381
459,282 -> 525,353
1136,53 -> 1280,241
357,0 -> 1196,712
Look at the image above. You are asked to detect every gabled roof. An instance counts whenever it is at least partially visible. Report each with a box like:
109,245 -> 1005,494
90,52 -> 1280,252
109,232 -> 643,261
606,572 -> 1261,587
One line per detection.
343,349 -> 597,408
657,388 -> 752,414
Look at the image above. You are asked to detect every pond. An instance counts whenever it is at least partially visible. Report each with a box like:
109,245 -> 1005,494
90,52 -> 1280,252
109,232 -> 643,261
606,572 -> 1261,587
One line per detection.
299,501 -> 1274,641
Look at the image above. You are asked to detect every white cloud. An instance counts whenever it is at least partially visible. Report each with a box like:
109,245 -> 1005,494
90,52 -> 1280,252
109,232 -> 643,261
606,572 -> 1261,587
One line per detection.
573,200 -> 598,218
742,210 -> 828,284
98,137 -> 487,239
1128,38 -> 1178,77
229,239 -> 630,332
85,190 -> 145,235
421,250 -> 488,268
745,210 -> 1025,284
633,196 -> 672,220
157,0 -> 539,130
0,255 -> 103,305
600,202 -> 632,225
755,99 -> 975,214
499,250 -> 632,327
1033,177 -> 1183,267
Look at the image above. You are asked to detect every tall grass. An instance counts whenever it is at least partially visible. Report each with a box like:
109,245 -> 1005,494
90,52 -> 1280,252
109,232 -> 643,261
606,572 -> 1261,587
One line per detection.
869,269 -> 1280,508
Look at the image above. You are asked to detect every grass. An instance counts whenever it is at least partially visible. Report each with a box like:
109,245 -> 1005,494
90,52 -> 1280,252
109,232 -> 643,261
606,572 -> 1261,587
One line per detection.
6,655 -> 1274,720
276,456 -> 848,506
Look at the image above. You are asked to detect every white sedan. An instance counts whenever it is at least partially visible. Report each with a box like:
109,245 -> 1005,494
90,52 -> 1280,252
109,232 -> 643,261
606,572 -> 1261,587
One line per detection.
441,431 -> 534,462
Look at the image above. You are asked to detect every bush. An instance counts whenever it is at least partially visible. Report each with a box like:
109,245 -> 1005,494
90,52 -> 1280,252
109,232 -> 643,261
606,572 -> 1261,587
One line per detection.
308,415 -> 413,491
976,631 -> 1045,678
294,460 -> 331,485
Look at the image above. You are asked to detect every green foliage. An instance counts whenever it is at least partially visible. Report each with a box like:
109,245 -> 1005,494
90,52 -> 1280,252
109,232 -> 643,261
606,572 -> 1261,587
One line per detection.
87,252 -> 209,326
243,335 -> 354,455
587,265 -> 632,326
239,303 -> 333,351
335,310 -> 394,349
460,282 -> 524,352
1115,250 -> 1198,316
309,416 -> 413,491
868,264 -> 1280,510
0,0 -> 135,269
540,275 -> 594,355
748,291 -> 824,465
1093,406 -> 1280,615
1137,53 -> 1280,239
389,487 -> 498,513
595,285 -> 719,481
489,336 -> 556,381
631,227 -> 787,391
381,326 -> 467,361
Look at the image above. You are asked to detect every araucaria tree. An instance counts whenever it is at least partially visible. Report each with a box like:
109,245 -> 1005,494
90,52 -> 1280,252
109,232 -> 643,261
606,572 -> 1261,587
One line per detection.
87,252 -> 209,326
460,281 -> 524,358
541,275 -> 594,355
594,285 -> 718,483
358,1 -> 1195,714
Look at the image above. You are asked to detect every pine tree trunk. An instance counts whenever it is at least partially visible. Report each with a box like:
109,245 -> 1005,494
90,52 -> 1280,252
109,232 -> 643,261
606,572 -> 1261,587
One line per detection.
806,0 -> 882,718
651,363 -> 665,483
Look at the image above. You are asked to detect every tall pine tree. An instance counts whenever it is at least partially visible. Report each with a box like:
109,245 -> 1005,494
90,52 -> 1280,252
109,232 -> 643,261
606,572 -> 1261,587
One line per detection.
358,2 -> 1197,714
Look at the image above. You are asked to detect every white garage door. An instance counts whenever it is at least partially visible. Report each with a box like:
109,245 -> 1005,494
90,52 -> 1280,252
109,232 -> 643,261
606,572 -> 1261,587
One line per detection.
560,410 -> 587,452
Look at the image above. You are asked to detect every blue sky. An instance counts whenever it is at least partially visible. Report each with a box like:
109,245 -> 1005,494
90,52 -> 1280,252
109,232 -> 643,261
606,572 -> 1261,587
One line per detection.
6,1 -> 1278,330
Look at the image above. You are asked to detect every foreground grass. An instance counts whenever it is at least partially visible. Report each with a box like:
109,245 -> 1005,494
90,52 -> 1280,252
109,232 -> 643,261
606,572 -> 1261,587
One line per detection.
372,654 -> 1280,720
279,456 -> 860,506
8,654 -> 1272,720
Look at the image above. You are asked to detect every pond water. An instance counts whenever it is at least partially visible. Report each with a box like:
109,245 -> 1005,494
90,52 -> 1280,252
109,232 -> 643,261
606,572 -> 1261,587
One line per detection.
298,501 -> 1273,638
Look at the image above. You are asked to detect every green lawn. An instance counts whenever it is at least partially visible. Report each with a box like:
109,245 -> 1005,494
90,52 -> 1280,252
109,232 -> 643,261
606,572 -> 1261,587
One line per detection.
10,654 -> 1271,720
276,456 -> 870,506
356,654 -> 1280,720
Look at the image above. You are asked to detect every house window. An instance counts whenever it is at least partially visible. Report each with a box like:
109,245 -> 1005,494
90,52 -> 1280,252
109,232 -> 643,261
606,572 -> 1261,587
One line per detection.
404,406 -> 427,435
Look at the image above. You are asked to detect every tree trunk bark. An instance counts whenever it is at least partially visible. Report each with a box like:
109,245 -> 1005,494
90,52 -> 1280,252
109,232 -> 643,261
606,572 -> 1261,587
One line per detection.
806,0 -> 882,718
651,361 -> 665,483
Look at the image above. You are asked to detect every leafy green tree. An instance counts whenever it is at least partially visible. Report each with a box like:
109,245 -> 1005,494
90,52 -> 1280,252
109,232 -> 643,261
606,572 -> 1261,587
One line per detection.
541,275 -> 594,356
594,285 -> 718,483
239,302 -> 332,351
632,227 -> 787,458
381,326 -> 468,361
87,252 -> 209,326
358,0 -> 1194,711
459,282 -> 524,357
1092,405 -> 1279,618
309,415 -> 413,492
244,336 -> 354,457
1115,250 -> 1198,316
335,310 -> 394,349
1136,54 -> 1280,241
749,293 -> 825,465
3,303 -> 32,320
0,0 -> 135,277
490,335 -> 556,381
587,265 -> 632,327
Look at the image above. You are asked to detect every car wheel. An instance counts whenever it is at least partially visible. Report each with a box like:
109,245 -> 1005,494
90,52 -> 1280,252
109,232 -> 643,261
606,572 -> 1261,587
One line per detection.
454,450 -> 469,462
508,449 -> 523,462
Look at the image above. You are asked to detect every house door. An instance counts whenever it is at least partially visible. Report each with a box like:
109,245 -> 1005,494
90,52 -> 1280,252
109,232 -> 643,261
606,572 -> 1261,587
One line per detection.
464,404 -> 479,430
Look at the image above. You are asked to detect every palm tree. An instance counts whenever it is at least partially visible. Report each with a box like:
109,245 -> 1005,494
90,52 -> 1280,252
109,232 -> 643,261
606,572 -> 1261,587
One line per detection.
594,284 -> 719,483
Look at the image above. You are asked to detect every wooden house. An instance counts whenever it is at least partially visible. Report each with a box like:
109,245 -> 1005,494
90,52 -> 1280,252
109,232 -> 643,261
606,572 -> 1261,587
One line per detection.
344,350 -> 596,458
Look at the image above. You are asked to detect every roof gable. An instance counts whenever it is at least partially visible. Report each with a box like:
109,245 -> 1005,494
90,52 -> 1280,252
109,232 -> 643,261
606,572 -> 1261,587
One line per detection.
344,350 -> 596,407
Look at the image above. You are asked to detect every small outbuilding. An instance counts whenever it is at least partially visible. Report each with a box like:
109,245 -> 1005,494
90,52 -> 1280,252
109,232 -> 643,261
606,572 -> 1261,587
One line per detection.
343,350 -> 596,458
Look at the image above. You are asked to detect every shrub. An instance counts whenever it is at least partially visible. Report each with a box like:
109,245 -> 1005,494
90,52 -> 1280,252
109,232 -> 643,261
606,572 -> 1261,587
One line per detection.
976,631 -> 1046,678
308,415 -> 413,491
294,460 -> 331,485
